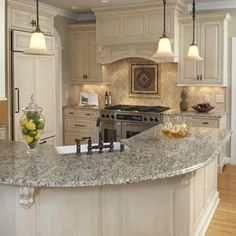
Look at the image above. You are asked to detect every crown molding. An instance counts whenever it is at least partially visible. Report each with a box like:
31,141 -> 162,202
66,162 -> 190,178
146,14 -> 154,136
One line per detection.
187,0 -> 236,11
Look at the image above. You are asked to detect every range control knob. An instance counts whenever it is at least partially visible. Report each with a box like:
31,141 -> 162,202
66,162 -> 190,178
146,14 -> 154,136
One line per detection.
102,114 -> 105,118
150,117 -> 154,122
155,118 -> 159,123
111,115 -> 115,119
106,114 -> 109,118
144,117 -> 148,121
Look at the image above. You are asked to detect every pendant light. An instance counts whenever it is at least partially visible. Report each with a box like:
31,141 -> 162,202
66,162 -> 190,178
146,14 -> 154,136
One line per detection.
24,0 -> 49,55
186,0 -> 203,61
152,0 -> 175,58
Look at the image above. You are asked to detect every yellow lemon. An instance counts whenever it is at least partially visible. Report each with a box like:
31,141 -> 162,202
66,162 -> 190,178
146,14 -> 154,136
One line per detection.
25,121 -> 36,131
20,118 -> 28,126
35,133 -> 41,140
24,135 -> 33,144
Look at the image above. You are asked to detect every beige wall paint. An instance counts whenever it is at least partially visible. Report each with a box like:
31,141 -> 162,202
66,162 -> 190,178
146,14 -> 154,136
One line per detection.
54,15 -> 79,105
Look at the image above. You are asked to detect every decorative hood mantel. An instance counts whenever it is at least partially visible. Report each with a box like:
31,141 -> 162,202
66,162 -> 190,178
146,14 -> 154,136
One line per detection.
93,0 -> 185,64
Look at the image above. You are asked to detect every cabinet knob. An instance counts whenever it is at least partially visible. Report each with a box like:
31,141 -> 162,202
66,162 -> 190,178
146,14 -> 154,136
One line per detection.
86,113 -> 91,116
69,112 -> 74,114
202,122 -> 209,125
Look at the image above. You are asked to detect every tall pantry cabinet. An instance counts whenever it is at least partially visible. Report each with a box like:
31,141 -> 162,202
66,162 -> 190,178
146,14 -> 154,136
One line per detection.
8,0 -> 57,144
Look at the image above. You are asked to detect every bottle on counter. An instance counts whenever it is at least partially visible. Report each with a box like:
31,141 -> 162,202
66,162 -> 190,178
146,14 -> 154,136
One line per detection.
108,91 -> 112,105
104,91 -> 109,107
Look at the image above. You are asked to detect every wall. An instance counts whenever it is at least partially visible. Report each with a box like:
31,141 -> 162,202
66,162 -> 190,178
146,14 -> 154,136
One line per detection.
0,100 -> 8,124
54,15 -> 78,105
69,59 -> 225,111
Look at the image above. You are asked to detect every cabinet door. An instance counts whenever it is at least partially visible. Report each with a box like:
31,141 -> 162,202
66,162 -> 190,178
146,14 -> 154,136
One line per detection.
10,8 -> 53,34
13,53 -> 36,141
200,22 -> 222,84
179,23 -> 201,85
35,56 -> 55,139
85,30 -> 101,82
71,31 -> 85,82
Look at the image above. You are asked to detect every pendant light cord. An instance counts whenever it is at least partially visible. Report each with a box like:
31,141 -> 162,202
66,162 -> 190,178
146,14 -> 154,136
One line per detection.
192,0 -> 196,45
162,0 -> 167,37
35,0 -> 41,32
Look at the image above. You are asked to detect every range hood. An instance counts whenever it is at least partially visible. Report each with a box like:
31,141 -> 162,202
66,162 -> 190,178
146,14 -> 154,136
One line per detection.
94,0 -> 185,64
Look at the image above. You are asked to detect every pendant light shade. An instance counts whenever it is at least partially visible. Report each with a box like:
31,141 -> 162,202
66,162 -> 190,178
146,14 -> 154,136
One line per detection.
186,0 -> 203,61
24,0 -> 50,55
187,43 -> 203,60
152,0 -> 175,59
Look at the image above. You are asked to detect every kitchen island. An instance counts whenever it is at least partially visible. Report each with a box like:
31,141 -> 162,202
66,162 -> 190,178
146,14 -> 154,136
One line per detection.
0,126 -> 231,236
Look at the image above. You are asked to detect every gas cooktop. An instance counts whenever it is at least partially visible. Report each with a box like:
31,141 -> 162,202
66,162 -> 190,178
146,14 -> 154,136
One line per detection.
104,105 -> 169,113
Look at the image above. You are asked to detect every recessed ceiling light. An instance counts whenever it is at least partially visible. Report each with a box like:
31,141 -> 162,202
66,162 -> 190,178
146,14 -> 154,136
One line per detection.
71,6 -> 78,10
101,0 -> 110,3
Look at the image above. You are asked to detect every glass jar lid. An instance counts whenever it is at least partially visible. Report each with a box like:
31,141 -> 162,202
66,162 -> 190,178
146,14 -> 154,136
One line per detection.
22,95 -> 43,113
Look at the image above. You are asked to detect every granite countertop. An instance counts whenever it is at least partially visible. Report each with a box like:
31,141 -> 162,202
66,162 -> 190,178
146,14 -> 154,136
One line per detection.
0,126 -> 231,188
162,109 -> 226,118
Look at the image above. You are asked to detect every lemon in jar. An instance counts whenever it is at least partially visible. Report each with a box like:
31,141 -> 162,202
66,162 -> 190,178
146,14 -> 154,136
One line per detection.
25,121 -> 36,131
36,119 -> 45,130
24,135 -> 34,144
34,132 -> 41,140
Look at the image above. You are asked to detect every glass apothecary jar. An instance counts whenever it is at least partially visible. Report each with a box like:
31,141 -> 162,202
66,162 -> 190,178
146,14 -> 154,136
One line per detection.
19,96 -> 45,150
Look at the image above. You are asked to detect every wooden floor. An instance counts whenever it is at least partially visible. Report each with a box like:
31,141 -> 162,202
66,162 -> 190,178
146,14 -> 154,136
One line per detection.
205,165 -> 236,236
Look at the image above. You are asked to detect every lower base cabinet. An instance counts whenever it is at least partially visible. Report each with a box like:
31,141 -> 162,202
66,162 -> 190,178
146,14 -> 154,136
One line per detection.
63,107 -> 100,145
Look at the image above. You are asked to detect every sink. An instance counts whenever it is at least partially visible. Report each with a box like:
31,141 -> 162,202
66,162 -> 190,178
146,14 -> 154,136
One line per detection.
56,142 -> 125,155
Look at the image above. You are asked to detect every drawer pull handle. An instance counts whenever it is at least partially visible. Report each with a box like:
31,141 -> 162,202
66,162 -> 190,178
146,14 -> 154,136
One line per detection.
86,113 -> 91,116
202,122 -> 209,125
69,112 -> 74,114
75,124 -> 86,127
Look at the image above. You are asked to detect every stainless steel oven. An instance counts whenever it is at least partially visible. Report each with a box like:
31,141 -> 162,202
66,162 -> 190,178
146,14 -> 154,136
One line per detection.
100,105 -> 169,142
101,121 -> 122,142
121,122 -> 154,139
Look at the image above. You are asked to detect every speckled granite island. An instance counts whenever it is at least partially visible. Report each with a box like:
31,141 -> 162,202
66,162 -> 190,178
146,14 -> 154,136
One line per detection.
0,126 -> 231,236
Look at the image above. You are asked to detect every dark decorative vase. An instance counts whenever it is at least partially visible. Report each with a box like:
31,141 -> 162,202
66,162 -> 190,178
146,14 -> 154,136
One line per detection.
180,90 -> 188,111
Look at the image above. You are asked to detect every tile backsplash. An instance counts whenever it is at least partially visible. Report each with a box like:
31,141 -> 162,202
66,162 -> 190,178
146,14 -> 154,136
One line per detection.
69,58 -> 225,111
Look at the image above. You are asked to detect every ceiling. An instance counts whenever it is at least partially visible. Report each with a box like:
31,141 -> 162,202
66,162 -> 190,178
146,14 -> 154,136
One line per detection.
40,0 -> 233,13
40,0 -> 159,12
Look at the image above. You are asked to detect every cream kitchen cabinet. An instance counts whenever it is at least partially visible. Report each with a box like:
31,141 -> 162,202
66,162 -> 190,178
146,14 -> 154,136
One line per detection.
13,53 -> 56,142
63,107 -> 100,145
178,13 -> 231,86
8,2 -> 55,35
69,24 -> 101,84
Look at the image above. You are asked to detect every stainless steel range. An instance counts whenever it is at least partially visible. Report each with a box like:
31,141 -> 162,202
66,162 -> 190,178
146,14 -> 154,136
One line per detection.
100,105 -> 169,142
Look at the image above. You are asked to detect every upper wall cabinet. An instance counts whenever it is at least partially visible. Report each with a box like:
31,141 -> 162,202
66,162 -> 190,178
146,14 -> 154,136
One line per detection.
7,0 -> 56,35
178,13 -> 231,87
93,2 -> 185,64
69,24 -> 101,84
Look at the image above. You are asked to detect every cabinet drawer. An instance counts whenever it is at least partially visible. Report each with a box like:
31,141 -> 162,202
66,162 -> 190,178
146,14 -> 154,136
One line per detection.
64,119 -> 97,131
64,133 -> 98,145
64,109 -> 99,118
191,117 -> 218,128
10,8 -> 53,34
